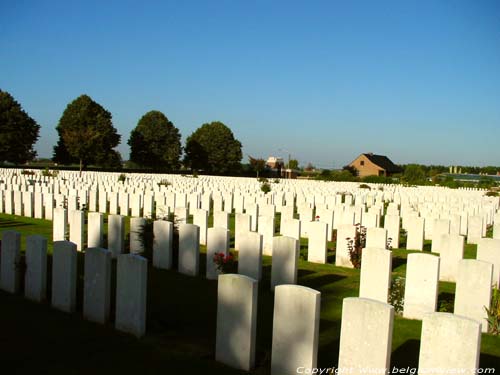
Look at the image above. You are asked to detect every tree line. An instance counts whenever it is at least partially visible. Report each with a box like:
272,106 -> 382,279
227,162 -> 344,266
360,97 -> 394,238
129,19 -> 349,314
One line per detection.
0,90 -> 242,174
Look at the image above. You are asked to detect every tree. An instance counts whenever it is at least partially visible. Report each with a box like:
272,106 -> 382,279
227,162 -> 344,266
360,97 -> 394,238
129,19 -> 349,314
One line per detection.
288,159 -> 299,170
248,156 -> 266,178
53,95 -> 121,174
343,165 -> 358,176
184,121 -> 242,174
128,110 -> 181,170
402,164 -> 426,185
0,90 -> 40,164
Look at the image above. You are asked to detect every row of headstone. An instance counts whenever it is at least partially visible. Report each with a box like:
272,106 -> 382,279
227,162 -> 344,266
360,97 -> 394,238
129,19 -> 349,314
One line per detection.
214,274 -> 483,373
0,231 -> 148,338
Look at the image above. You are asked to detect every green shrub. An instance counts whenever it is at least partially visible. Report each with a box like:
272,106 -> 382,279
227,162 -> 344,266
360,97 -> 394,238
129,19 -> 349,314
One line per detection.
359,183 -> 371,189
388,276 -> 405,315
486,191 -> 499,197
158,179 -> 171,187
118,173 -> 127,183
485,287 -> 500,335
261,182 -> 271,194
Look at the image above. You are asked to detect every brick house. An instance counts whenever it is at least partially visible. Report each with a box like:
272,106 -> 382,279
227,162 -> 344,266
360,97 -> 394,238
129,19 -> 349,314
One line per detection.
348,153 -> 401,178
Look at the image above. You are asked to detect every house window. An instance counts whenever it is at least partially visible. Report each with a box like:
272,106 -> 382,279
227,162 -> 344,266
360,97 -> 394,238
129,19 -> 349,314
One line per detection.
360,161 -> 364,166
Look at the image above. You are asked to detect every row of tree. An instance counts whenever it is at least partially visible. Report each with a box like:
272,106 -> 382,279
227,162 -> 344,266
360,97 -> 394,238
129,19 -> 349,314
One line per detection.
0,91 -> 243,174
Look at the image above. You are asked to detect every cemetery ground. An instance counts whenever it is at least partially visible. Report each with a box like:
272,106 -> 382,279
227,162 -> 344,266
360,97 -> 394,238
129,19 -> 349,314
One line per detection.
0,213 -> 499,373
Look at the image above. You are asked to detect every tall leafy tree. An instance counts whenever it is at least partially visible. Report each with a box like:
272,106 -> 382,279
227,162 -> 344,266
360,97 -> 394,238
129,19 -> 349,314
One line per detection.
0,90 -> 40,164
248,156 -> 266,178
128,110 -> 181,170
184,121 -> 242,174
53,95 -> 121,173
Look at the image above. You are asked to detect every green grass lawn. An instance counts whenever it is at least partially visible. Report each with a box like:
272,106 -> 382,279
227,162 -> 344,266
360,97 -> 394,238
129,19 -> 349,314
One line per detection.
0,213 -> 499,373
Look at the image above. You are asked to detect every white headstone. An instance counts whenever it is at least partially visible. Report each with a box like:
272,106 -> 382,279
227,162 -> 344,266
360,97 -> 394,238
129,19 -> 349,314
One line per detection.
271,285 -> 320,374
338,298 -> 394,374
216,274 -> 258,371
24,235 -> 47,302
418,313 -> 481,372
152,220 -> 173,269
238,231 -> 263,281
359,247 -> 392,303
0,230 -> 21,293
178,223 -> 200,276
83,247 -> 112,324
454,259 -> 493,333
115,254 -> 148,337
403,253 -> 439,320
51,241 -> 77,313
206,227 -> 230,280
271,236 -> 299,291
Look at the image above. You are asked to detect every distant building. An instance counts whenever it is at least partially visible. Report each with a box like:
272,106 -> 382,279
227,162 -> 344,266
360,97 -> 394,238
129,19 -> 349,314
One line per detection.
266,156 -> 284,169
348,153 -> 401,178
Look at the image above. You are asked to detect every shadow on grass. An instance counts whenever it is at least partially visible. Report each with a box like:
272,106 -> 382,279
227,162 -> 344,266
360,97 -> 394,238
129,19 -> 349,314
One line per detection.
299,274 -> 347,290
391,339 -> 420,367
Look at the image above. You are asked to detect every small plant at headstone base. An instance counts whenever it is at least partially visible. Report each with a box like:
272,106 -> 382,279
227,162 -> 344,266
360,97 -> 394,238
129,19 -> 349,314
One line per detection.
485,286 -> 500,335
213,251 -> 236,274
438,294 -> 454,313
386,237 -> 393,250
346,223 -> 366,269
273,178 -> 280,183
258,177 -> 269,183
388,276 -> 405,315
118,173 -> 127,183
315,215 -> 320,222
359,183 -> 371,190
192,170 -> 199,178
21,170 -> 35,176
261,182 -> 271,194
485,191 -> 499,197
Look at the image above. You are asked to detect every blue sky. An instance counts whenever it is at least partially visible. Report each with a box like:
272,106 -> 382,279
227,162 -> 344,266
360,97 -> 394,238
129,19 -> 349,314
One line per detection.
1,0 -> 499,168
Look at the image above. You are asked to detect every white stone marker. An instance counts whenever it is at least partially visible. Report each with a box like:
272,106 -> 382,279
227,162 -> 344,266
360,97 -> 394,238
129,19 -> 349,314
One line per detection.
130,217 -> 146,254
336,224 -> 357,268
25,235 -> 47,302
365,227 -> 388,249
0,230 -> 21,293
258,215 -> 275,256
216,274 -> 258,371
206,227 -> 230,280
477,238 -> 500,287
338,297 -> 394,374
115,254 -> 148,338
281,218 -> 301,241
271,236 -> 299,291
246,203 -> 259,231
235,213 -> 251,250
431,218 -> 450,253
87,212 -> 104,248
53,207 -> 68,241
406,216 -> 424,251
238,231 -> 263,281
403,253 -> 439,320
51,241 -> 77,313
213,210 -> 229,229
439,234 -> 464,282
467,215 -> 483,244
383,214 -> 400,249
152,220 -> 173,269
69,210 -> 84,251
454,259 -> 493,333
359,248 -> 392,303
307,221 -> 328,264
174,206 -> 188,225
271,285 -> 320,375
494,221 -> 500,240
84,247 -> 112,324
418,313 -> 481,373
193,209 -> 208,245
108,214 -> 125,258
178,223 -> 200,276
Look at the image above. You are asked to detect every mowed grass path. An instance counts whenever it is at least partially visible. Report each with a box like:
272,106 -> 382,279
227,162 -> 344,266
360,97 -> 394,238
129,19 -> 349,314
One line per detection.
0,213 -> 499,373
